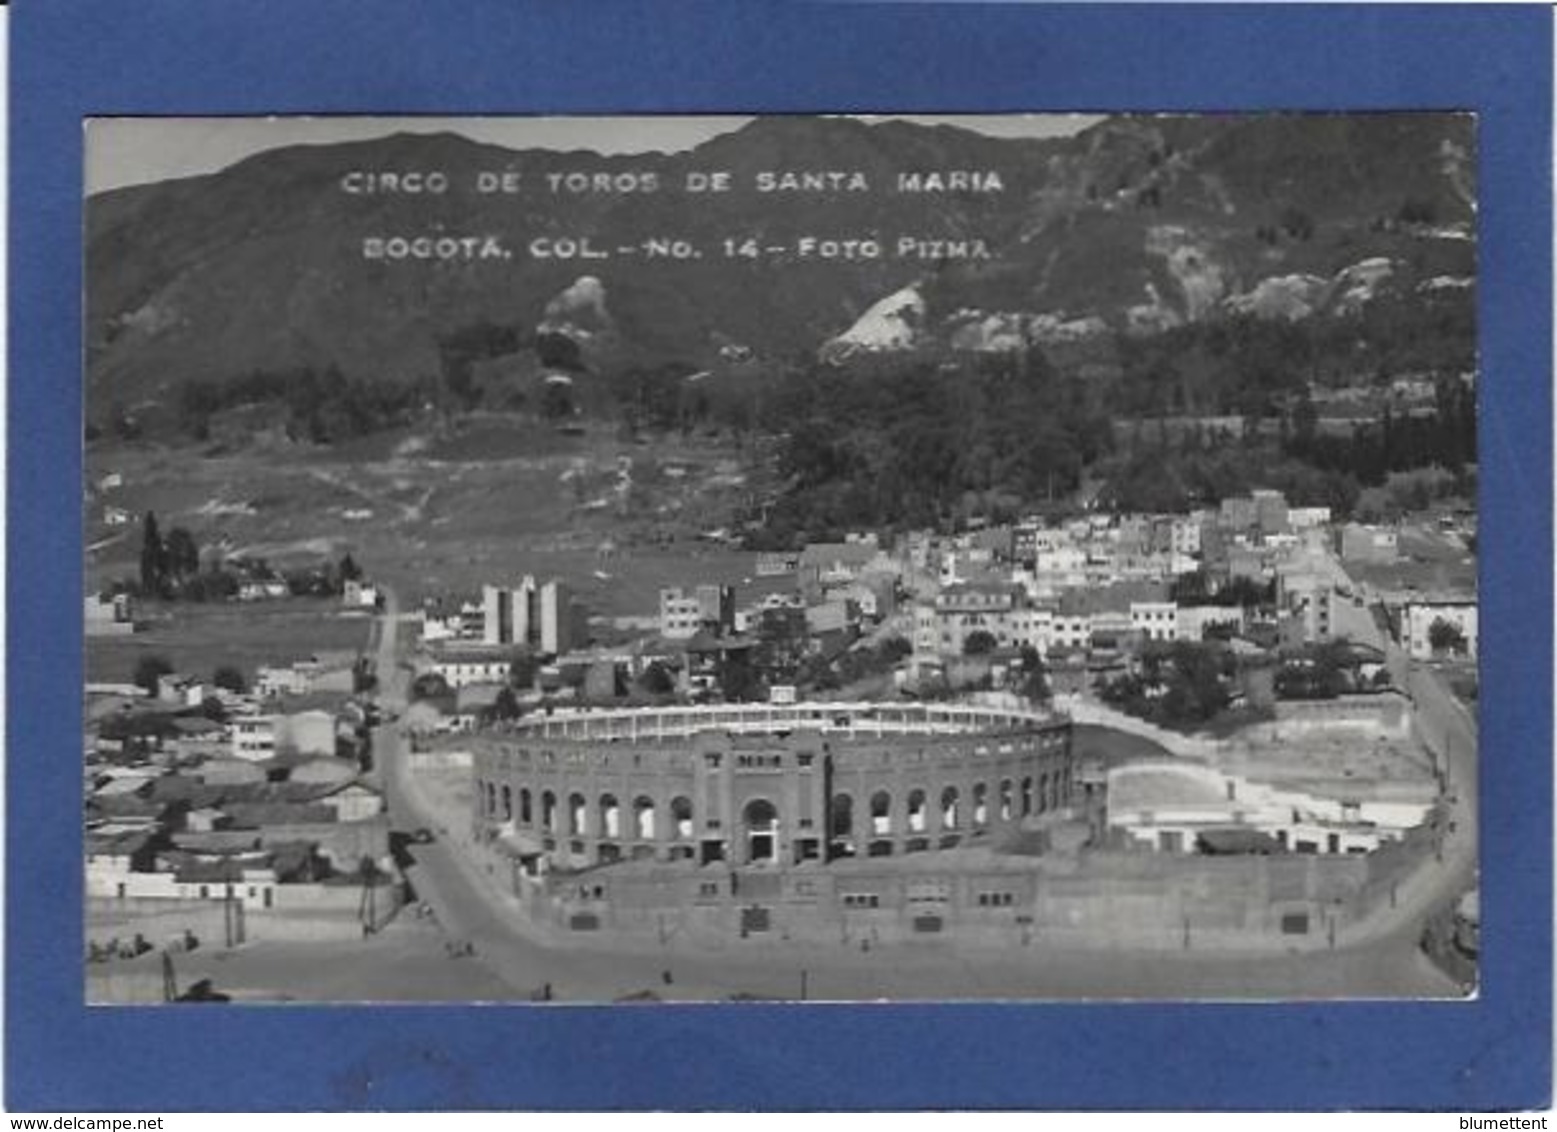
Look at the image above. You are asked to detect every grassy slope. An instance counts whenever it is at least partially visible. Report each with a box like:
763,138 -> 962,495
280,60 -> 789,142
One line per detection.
86,416 -> 791,636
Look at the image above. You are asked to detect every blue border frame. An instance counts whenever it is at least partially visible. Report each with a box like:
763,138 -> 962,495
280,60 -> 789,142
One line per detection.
10,1 -> 1551,1111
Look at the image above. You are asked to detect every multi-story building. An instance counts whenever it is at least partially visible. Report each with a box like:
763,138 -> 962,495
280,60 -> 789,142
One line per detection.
484,576 -> 573,654
1170,515 -> 1204,558
660,584 -> 735,640
1251,489 -> 1290,536
483,578 -> 534,647
1050,605 -> 1092,653
918,584 -> 1045,656
1130,601 -> 1179,643
230,710 -> 339,761
430,651 -> 514,688
232,716 -> 278,761
1276,570 -> 1335,643
539,580 -> 571,655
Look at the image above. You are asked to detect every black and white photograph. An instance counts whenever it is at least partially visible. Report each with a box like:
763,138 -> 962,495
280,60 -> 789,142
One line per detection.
82,113 -> 1479,1005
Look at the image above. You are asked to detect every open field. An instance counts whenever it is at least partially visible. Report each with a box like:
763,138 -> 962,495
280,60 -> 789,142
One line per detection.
87,416 -> 791,619
86,598 -> 372,687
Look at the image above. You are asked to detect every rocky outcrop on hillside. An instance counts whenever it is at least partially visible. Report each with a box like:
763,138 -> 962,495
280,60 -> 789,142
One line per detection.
87,113 -> 1476,417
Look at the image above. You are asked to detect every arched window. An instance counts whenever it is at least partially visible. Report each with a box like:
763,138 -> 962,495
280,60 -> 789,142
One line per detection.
1021,776 -> 1034,816
501,785 -> 512,821
541,790 -> 557,833
519,788 -> 532,825
744,798 -> 778,829
999,779 -> 1013,822
569,793 -> 588,836
634,796 -> 655,840
742,798 -> 779,864
1038,774 -> 1049,814
1047,774 -> 1060,812
941,786 -> 960,830
830,793 -> 854,840
870,791 -> 892,836
907,789 -> 928,833
671,796 -> 694,840
972,782 -> 988,828
599,794 -> 620,839
485,782 -> 496,817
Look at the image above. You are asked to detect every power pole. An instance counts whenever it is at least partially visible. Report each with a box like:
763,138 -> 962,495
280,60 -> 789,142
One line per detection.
359,859 -> 379,936
161,950 -> 177,1003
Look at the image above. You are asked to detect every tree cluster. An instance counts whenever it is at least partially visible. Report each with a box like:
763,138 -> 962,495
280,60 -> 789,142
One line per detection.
747,349 -> 1111,545
139,513 -> 202,597
1427,618 -> 1468,656
437,320 -> 526,410
1015,645 -> 1051,703
1273,640 -> 1385,700
1170,571 -> 1274,610
1100,641 -> 1234,729
175,365 -> 428,443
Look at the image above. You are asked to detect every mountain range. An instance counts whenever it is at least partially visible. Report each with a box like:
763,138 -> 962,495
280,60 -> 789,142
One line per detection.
86,113 -> 1476,416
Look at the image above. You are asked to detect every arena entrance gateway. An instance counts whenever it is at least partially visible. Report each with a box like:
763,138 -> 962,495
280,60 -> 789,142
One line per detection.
743,798 -> 779,864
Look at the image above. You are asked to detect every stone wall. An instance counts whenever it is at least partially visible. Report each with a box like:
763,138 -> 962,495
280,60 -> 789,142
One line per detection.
1055,696 -> 1227,761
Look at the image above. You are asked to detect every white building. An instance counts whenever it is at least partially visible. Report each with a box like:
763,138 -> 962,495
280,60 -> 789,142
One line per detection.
484,576 -> 573,654
1130,601 -> 1179,642
231,715 -> 278,761
1402,599 -> 1478,660
660,584 -> 734,640
254,655 -> 357,699
1105,761 -> 1432,855
1177,605 -> 1246,642
539,579 -> 571,654
84,592 -> 136,637
1287,506 -> 1333,531
483,578 -> 534,647
431,654 -> 513,688
1170,515 -> 1205,557
342,579 -> 380,608
916,584 -> 1043,657
420,610 -> 464,643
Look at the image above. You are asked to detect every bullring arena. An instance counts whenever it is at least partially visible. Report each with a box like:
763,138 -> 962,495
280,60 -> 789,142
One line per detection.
441,700 -> 1422,949
472,701 -> 1075,869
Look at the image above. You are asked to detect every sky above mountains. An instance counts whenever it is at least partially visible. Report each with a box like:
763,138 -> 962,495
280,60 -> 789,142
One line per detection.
85,113 -> 1105,194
